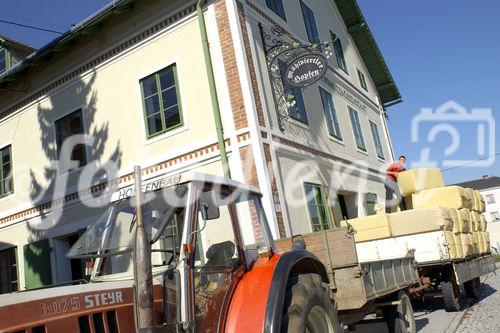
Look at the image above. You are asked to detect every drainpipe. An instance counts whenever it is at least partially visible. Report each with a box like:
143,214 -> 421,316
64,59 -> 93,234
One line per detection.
196,0 -> 231,178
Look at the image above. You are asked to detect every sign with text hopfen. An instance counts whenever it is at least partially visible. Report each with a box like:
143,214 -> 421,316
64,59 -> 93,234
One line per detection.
285,53 -> 327,88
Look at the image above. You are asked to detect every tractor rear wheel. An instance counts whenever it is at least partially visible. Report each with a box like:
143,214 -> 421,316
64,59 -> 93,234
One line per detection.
281,273 -> 341,333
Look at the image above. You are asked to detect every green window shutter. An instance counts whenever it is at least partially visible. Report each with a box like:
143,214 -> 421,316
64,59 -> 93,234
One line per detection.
319,87 -> 342,140
348,107 -> 366,150
369,121 -> 385,159
266,0 -> 286,21
300,1 -> 320,45
24,239 -> 53,290
357,69 -> 367,91
0,145 -> 13,197
330,31 -> 348,74
363,193 -> 378,216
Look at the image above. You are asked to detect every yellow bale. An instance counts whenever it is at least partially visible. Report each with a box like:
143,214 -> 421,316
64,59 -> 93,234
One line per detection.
461,233 -> 473,257
470,211 -> 481,232
454,208 -> 471,233
397,168 -> 445,196
463,188 -> 475,210
479,214 -> 487,232
477,232 -> 485,254
472,190 -> 482,212
471,232 -> 480,255
444,231 -> 458,259
341,214 -> 391,242
412,186 -> 472,210
453,233 -> 464,258
389,207 -> 453,236
479,194 -> 486,213
485,232 -> 491,253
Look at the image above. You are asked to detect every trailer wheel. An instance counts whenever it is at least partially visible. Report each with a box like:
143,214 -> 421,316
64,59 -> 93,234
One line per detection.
464,277 -> 481,301
442,277 -> 461,312
382,291 -> 416,333
281,273 -> 341,333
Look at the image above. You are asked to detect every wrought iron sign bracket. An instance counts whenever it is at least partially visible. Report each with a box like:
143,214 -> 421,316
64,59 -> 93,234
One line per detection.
258,23 -> 335,131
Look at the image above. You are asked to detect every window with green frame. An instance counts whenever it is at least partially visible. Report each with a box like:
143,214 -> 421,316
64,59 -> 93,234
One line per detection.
140,64 -> 183,138
300,1 -> 321,45
319,87 -> 342,140
330,31 -> 348,74
357,69 -> 368,91
348,107 -> 366,151
0,247 -> 18,294
369,120 -> 385,159
55,110 -> 87,169
0,47 -> 7,74
0,145 -> 13,197
279,60 -> 308,124
304,183 -> 332,232
266,0 -> 286,21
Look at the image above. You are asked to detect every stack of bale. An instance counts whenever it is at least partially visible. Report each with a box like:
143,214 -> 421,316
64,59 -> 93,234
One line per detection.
342,168 -> 490,260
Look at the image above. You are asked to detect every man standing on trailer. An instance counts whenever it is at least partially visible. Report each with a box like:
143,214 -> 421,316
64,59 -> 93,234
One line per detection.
385,155 -> 407,213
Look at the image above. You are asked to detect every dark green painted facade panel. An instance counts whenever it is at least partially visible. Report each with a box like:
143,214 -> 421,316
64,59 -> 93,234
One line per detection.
24,239 -> 52,289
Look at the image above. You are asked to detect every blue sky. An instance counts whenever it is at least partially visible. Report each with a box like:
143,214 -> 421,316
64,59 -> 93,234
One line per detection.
1,0 -> 498,184
358,0 -> 499,184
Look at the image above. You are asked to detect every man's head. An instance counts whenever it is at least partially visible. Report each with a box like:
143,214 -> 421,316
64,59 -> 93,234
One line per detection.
399,155 -> 407,165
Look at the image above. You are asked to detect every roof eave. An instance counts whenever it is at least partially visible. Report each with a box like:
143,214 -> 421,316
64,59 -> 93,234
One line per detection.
334,0 -> 402,108
0,0 -> 135,85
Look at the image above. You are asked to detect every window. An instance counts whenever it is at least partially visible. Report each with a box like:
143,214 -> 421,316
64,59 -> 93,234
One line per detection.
369,121 -> 385,159
0,145 -> 13,197
0,47 -> 7,74
140,64 -> 183,138
300,1 -> 320,45
357,69 -> 368,91
319,87 -> 341,140
330,31 -> 348,74
0,247 -> 18,294
304,183 -> 332,232
266,0 -> 286,21
348,107 -> 366,151
55,110 -> 87,169
486,194 -> 495,204
491,211 -> 500,222
279,60 -> 308,124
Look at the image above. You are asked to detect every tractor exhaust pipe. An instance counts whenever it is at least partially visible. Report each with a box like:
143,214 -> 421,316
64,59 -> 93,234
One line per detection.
133,166 -> 155,329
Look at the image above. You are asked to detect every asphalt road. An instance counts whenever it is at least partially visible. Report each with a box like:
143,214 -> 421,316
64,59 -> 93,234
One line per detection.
348,271 -> 499,333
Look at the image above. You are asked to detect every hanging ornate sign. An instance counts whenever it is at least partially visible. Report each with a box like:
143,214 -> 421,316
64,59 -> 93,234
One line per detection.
284,53 -> 328,88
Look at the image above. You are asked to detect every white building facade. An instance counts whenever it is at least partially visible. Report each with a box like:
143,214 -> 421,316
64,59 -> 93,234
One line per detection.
0,0 -> 401,293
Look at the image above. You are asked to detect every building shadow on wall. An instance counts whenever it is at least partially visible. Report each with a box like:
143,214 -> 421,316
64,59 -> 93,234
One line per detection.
22,70 -> 123,289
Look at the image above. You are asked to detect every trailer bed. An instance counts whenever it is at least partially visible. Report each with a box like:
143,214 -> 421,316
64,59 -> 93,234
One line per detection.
276,227 -> 420,311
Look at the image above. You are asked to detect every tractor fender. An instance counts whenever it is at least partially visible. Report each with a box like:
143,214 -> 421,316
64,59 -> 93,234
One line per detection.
263,250 -> 329,333
224,250 -> 328,333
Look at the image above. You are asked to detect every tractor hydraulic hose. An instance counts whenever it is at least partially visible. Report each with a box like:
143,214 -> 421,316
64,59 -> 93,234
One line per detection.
196,0 -> 231,178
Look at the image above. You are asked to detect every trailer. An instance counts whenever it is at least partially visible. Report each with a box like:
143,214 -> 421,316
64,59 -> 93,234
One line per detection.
354,229 -> 497,312
276,227 -> 421,331
418,255 -> 496,311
